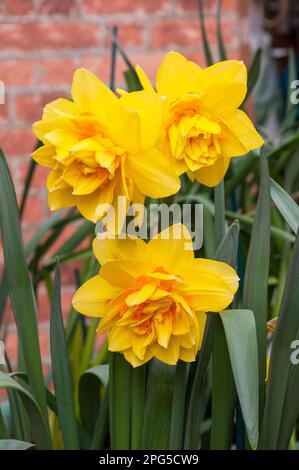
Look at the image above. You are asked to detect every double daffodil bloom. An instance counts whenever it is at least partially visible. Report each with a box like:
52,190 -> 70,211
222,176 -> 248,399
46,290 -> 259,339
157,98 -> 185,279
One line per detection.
130,51 -> 264,186
72,224 -> 239,367
32,68 -> 180,227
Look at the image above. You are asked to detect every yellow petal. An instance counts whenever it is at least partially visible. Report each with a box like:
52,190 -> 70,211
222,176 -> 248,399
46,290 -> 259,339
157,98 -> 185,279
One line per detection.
192,259 -> 239,292
221,109 -> 264,157
179,346 -> 197,362
200,60 -> 247,116
126,283 -> 157,307
126,147 -> 180,198
76,188 -> 109,223
43,98 -> 79,120
47,169 -> 69,192
108,101 -> 141,154
93,234 -> 147,265
135,65 -> 155,92
72,274 -> 119,317
146,224 -> 194,274
31,145 -> 55,168
131,185 -> 145,228
172,310 -> 191,335
154,313 -> 172,348
71,68 -> 116,119
100,259 -> 156,288
123,348 -> 153,367
151,336 -> 180,365
180,259 -> 239,312
120,90 -> 165,149
72,170 -> 107,196
108,326 -> 132,351
45,128 -> 80,149
192,156 -> 230,187
156,51 -> 202,101
48,187 -> 75,211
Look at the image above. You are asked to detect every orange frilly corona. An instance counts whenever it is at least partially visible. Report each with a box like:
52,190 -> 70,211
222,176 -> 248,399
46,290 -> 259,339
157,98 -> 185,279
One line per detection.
72,224 -> 239,367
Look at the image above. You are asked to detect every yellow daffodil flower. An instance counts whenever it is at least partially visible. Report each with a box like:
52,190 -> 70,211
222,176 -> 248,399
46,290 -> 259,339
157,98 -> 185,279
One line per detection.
130,51 -> 264,187
31,68 -> 180,227
72,224 -> 239,367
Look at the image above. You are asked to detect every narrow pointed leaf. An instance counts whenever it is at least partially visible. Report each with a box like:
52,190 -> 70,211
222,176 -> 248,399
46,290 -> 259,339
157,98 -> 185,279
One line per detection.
0,372 -> 50,449
270,178 -> 299,234
79,364 -> 108,436
0,439 -> 35,450
50,261 -> 79,449
220,309 -> 259,449
245,48 -> 262,101
260,229 -> 299,449
109,353 -> 132,450
142,359 -> 175,449
184,221 -> 239,449
243,149 -> 270,418
0,149 -> 50,445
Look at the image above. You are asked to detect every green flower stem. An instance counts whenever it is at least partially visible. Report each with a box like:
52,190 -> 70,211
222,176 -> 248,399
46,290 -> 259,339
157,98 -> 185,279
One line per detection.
169,361 -> 189,449
109,352 -> 132,449
131,366 -> 146,450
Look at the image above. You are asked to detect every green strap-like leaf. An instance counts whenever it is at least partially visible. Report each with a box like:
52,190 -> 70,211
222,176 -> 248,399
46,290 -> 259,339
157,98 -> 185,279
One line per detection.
270,178 -> 299,234
243,149 -> 270,419
142,359 -> 175,449
260,229 -> 299,449
109,353 -> 132,450
211,316 -> 236,450
50,261 -> 79,449
0,148 -> 51,448
216,0 -> 227,60
169,361 -> 189,449
220,309 -> 259,449
210,213 -> 239,450
0,372 -> 50,449
131,365 -> 146,450
0,439 -> 35,450
184,221 -> 239,449
245,48 -> 262,102
198,0 -> 213,66
79,364 -> 108,436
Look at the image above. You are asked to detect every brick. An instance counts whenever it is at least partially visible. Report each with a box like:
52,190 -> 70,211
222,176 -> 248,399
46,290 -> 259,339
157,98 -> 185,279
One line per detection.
22,193 -> 46,224
3,327 -> 51,365
0,0 -> 34,16
0,127 -> 35,156
151,19 -> 201,48
0,100 -> 8,123
36,58 -> 77,87
174,0 -> 239,13
4,330 -> 18,361
37,289 -> 75,321
81,0 -> 171,15
15,91 -> 67,122
0,60 -> 34,86
38,0 -> 78,15
105,23 -> 145,48
78,55 -> 111,84
61,261 -> 84,286
19,160 -> 50,190
3,328 -> 49,362
151,18 -> 237,48
129,51 -> 167,78
0,23 -> 101,51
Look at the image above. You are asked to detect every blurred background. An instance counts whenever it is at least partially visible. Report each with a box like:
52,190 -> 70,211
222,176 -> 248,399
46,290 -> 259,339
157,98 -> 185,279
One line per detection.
0,0 -> 298,370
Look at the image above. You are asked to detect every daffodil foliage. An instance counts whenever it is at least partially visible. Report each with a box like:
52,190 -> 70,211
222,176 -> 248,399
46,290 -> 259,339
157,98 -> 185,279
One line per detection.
1,25 -> 299,454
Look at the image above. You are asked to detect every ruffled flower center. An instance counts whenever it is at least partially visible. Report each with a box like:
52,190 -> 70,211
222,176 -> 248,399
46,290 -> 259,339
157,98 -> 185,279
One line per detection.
48,116 -> 127,196
166,96 -> 222,172
101,267 -> 200,361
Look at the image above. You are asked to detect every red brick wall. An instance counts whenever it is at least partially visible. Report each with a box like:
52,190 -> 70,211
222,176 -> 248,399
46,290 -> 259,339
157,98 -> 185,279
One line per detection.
0,0 -> 250,368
